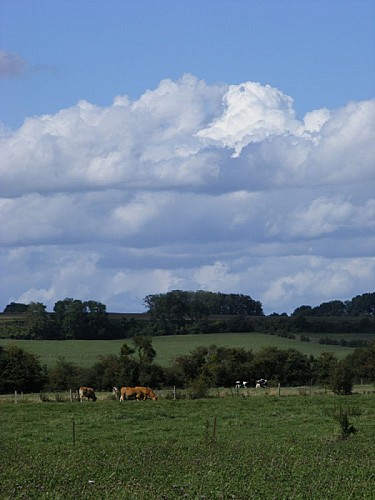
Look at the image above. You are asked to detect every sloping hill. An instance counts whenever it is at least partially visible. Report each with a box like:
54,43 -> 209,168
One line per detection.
0,331 -> 366,368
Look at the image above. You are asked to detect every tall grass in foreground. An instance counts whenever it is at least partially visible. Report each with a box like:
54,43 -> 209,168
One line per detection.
0,395 -> 375,500
1,395 -> 374,499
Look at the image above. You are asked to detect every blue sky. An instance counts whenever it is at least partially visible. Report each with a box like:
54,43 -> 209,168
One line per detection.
0,1 -> 374,314
2,1 -> 374,128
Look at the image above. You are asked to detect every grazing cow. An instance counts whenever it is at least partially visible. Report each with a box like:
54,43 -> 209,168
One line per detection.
77,386 -> 97,402
135,386 -> 158,401
118,386 -> 143,401
235,381 -> 248,389
255,378 -> 268,389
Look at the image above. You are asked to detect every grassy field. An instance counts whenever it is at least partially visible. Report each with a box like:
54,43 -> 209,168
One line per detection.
0,331 -> 370,369
1,392 -> 374,499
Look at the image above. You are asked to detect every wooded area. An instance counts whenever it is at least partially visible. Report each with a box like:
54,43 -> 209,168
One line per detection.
0,334 -> 374,396
1,291 -> 374,341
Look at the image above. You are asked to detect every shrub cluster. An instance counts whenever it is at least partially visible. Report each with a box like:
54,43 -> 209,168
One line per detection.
1,338 -> 374,395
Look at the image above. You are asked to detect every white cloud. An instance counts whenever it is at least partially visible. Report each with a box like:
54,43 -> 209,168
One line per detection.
286,197 -> 375,239
261,256 -> 375,312
300,108 -> 331,135
194,261 -> 241,291
197,81 -> 299,157
0,75 -> 374,314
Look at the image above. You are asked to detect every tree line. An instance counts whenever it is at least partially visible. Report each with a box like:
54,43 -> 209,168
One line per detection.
0,337 -> 374,397
1,291 -> 374,340
291,293 -> 375,317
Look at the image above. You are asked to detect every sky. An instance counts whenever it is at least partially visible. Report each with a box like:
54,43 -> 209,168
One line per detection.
0,0 -> 374,315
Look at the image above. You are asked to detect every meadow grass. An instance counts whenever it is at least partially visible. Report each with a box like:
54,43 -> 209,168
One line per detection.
0,331 -> 364,368
1,392 -> 374,499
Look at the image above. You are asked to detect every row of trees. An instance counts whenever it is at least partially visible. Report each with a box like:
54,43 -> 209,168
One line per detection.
292,293 -> 375,317
1,337 -> 374,396
1,292 -> 264,340
4,292 -> 374,319
145,290 -> 263,319
2,299 -> 115,340
143,290 -> 263,336
1,292 -> 374,340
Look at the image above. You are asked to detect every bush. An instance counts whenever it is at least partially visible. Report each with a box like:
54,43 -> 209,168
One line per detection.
330,361 -> 354,395
332,405 -> 358,440
186,377 -> 210,399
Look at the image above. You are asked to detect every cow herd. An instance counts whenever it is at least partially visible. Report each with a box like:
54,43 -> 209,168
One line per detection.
235,379 -> 268,389
76,385 -> 158,402
77,379 -> 267,402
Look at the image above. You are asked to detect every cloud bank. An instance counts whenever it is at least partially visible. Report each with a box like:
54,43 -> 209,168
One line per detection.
1,74 -> 374,313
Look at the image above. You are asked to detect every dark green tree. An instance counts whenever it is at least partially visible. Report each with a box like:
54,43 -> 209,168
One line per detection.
291,305 -> 313,317
330,360 -> 354,395
83,300 -> 110,339
53,298 -> 86,339
186,291 -> 210,322
138,363 -> 165,388
282,349 -> 312,386
25,302 -> 53,339
0,344 -> 47,393
313,351 -> 338,386
133,336 -> 156,365
251,346 -> 289,384
344,340 -> 375,383
313,300 -> 346,317
173,346 -> 209,384
90,354 -> 125,390
144,290 -> 189,334
47,357 -> 82,390
347,293 -> 375,317
3,302 -> 28,314
53,298 -> 112,339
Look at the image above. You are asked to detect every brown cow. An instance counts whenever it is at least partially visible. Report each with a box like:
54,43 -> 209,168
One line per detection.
77,386 -> 97,402
135,386 -> 158,400
118,386 -> 143,401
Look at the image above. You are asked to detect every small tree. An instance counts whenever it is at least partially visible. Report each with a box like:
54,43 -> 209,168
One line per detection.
332,405 -> 358,440
0,344 -> 47,393
25,302 -> 53,339
133,336 -> 156,365
47,357 -> 82,391
187,376 -> 210,399
330,360 -> 354,395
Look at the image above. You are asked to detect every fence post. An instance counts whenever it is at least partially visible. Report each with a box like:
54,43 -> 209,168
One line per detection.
15,390 -> 17,404
70,389 -> 72,403
278,383 -> 281,398
173,386 -> 176,401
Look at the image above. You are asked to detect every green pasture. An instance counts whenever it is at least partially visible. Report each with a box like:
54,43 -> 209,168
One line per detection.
0,331 -> 366,369
1,393 -> 374,499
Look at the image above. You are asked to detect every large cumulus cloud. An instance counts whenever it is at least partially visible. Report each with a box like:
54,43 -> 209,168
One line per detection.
1,75 -> 374,313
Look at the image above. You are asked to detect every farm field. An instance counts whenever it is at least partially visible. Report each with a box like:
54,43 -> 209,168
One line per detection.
0,331 -> 369,369
1,393 -> 374,499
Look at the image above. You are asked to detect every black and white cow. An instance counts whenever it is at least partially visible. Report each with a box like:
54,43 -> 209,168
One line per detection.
255,378 -> 268,388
